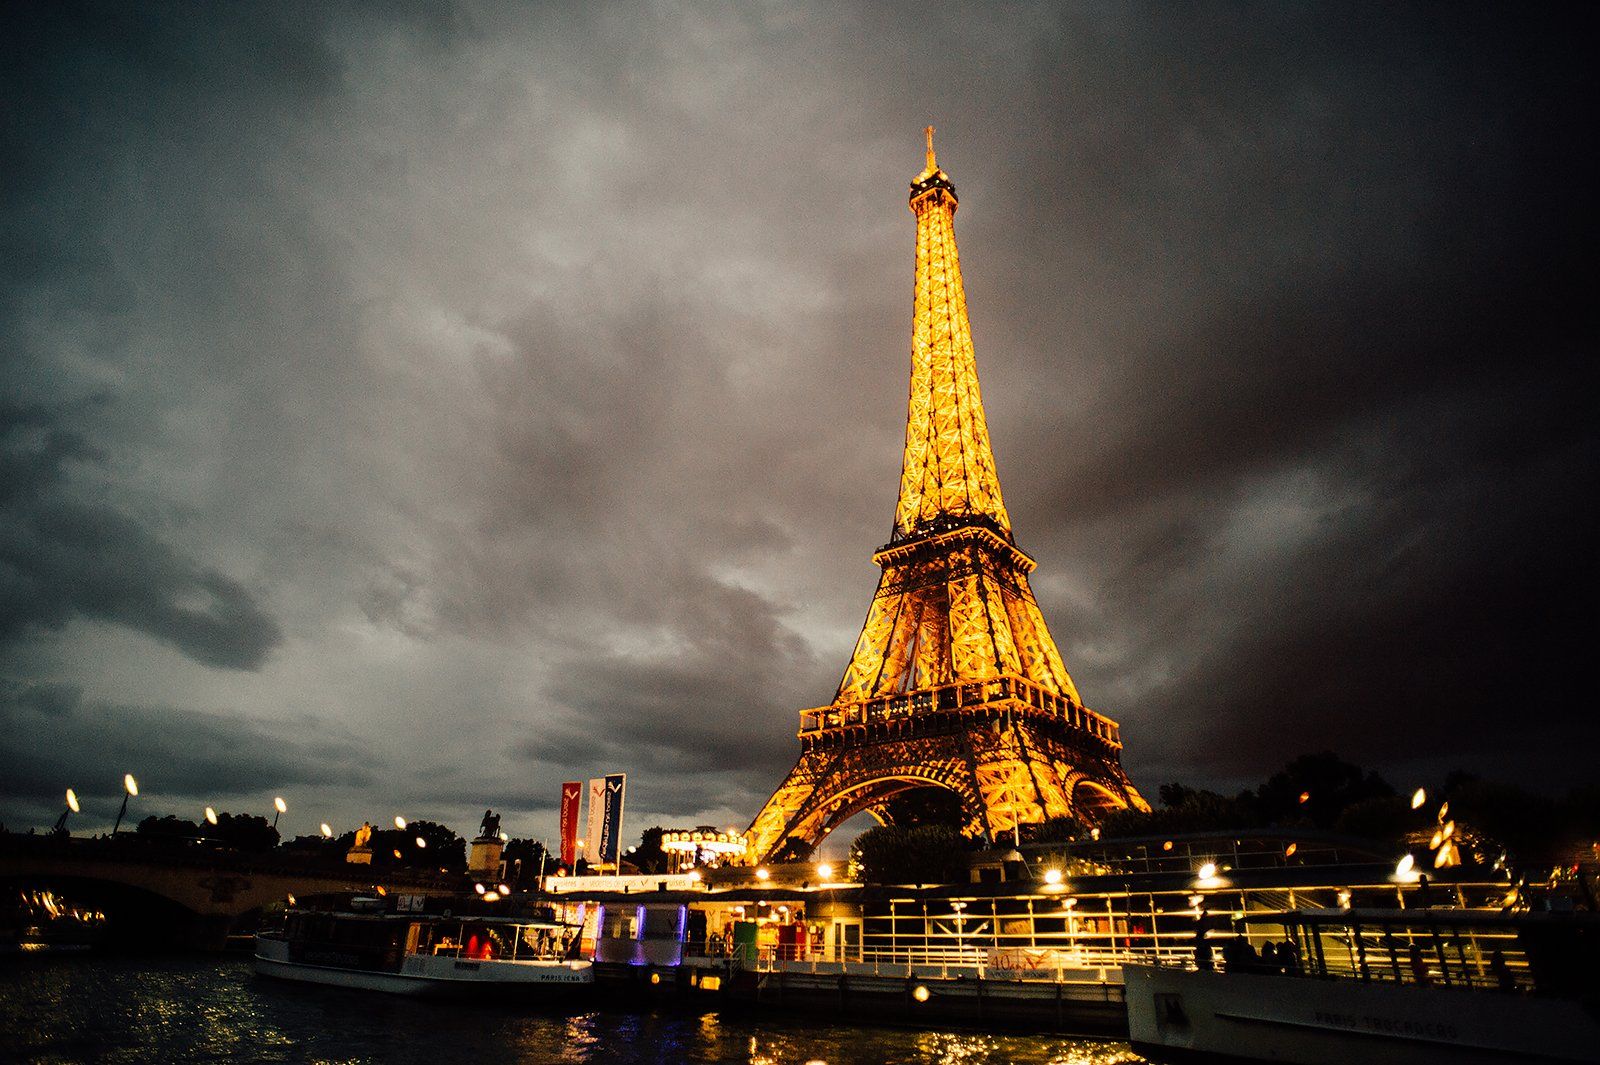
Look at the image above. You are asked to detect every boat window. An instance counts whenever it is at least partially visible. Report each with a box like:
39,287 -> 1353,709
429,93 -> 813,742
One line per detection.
600,911 -> 636,939
642,907 -> 683,940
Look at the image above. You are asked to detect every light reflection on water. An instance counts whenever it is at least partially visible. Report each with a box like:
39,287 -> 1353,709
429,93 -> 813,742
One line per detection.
0,957 -> 1146,1065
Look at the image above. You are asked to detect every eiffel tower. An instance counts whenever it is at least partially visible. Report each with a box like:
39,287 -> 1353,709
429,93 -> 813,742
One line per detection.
746,129 -> 1148,864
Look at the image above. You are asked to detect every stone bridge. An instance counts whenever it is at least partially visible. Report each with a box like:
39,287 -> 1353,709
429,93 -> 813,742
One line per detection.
1,836 -> 461,949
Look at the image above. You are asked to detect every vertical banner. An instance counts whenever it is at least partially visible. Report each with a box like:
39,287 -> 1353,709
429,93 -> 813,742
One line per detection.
558,782 -> 582,866
585,778 -> 605,867
599,773 -> 626,869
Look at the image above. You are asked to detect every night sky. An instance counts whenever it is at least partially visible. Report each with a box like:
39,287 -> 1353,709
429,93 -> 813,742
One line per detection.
3,3 -> 1595,848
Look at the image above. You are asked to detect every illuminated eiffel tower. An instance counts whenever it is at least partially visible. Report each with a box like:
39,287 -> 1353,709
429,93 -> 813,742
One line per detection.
747,129 -> 1147,863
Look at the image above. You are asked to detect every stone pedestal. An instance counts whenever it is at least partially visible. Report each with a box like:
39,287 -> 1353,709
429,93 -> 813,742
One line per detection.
468,834 -> 504,877
345,846 -> 373,865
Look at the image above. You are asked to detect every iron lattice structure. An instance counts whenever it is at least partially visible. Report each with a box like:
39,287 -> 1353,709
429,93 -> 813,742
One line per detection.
747,131 -> 1147,863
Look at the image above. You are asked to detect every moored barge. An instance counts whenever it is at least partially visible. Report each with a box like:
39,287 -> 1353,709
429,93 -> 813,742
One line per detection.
254,896 -> 593,999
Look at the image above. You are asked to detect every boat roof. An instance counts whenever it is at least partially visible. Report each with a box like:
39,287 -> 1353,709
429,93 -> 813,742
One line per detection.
290,910 -> 568,928
542,862 -> 1503,905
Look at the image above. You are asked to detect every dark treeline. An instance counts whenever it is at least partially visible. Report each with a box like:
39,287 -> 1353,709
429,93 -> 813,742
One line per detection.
13,813 -> 531,881
1100,752 -> 1600,866
136,812 -> 279,852
847,752 -> 1600,882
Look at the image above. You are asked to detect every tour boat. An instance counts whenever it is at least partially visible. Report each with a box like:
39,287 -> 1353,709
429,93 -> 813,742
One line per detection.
253,898 -> 594,999
1125,907 -> 1600,1064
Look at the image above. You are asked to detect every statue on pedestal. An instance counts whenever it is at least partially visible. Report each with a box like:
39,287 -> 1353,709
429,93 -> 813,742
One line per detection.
347,821 -> 375,864
468,809 -> 506,876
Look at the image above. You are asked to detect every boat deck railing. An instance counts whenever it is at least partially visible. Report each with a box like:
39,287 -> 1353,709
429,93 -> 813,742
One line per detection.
420,921 -> 580,965
1139,911 -> 1568,995
424,943 -> 572,963
686,943 -> 1137,984
1145,939 -> 1534,993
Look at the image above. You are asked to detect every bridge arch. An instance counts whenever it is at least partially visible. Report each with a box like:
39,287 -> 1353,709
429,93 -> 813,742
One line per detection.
0,870 -> 217,949
0,840 -> 456,950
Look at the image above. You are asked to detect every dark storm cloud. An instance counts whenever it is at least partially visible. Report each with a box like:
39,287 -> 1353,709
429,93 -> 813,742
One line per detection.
532,575 -> 816,772
0,2 -> 1593,838
0,404 -> 283,669
0,676 -> 375,827
984,5 -> 1599,787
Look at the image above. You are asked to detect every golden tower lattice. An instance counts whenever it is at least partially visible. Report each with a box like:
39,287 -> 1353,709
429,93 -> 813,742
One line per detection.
746,129 -> 1147,863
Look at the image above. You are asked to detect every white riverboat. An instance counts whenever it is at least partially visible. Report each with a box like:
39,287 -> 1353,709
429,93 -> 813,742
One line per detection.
254,900 -> 594,999
1126,908 -> 1600,1064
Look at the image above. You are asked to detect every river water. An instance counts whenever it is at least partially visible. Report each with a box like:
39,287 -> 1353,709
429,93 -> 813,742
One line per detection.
0,956 -> 1147,1065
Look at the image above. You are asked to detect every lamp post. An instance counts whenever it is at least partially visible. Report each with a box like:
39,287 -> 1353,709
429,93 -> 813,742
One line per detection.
112,774 -> 139,835
273,796 -> 287,830
52,788 -> 80,834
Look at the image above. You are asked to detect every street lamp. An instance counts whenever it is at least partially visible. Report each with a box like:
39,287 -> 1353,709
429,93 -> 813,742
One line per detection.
273,796 -> 287,829
112,774 -> 139,835
205,807 -> 219,826
53,788 -> 80,834
394,816 -> 407,830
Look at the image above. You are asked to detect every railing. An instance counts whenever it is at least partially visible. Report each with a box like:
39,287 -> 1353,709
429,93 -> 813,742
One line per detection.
681,916 -> 1551,993
798,674 -> 1121,747
1142,921 -> 1539,994
427,942 -> 569,962
420,922 -> 579,964
1051,837 -> 1395,877
691,942 -> 1126,983
1301,922 -> 1532,993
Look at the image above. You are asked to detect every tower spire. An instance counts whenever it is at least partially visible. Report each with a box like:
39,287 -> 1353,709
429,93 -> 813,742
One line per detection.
898,128 -> 1011,541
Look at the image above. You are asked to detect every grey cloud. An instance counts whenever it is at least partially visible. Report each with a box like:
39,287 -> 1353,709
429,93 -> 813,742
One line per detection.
0,406 -> 284,670
0,677 -> 83,720
529,572 -> 821,791
0,3 -> 1593,839
0,676 -> 376,825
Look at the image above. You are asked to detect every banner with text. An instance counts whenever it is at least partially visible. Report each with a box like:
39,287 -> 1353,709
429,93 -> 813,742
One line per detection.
559,781 -> 582,866
598,773 -> 626,868
585,778 -> 605,866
